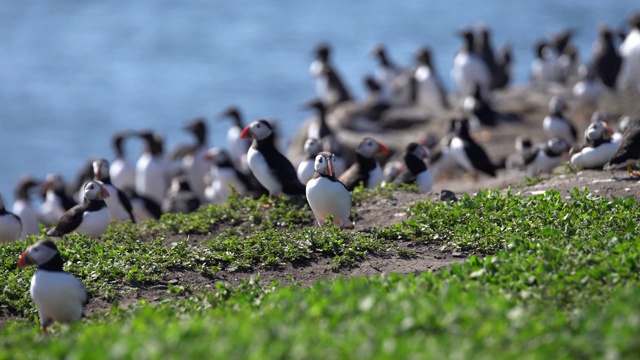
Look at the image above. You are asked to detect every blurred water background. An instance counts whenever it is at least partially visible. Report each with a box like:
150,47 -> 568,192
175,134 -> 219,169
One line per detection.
0,0 -> 637,203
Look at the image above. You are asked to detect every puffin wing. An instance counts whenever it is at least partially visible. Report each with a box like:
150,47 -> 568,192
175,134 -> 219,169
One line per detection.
47,203 -> 88,236
116,188 -> 135,222
606,126 -> 640,168
264,150 -> 306,195
465,142 -> 496,177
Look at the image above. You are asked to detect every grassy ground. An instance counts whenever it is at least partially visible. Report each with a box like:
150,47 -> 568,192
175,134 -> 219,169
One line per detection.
1,187 -> 640,358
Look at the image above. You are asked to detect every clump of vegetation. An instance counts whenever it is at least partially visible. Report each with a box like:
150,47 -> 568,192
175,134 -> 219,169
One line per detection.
2,188 -> 640,358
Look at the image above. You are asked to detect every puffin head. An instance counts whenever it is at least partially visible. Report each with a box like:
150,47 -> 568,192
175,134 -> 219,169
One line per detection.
84,181 -> 110,201
240,119 -> 273,141
304,138 -> 322,157
407,142 -> 430,160
356,137 -> 390,158
42,173 -> 65,194
17,240 -> 61,269
314,151 -> 336,177
92,159 -> 110,181
547,137 -> 571,154
548,96 -> 568,113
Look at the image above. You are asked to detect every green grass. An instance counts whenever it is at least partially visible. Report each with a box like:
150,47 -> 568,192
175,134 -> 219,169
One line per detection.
2,188 -> 640,358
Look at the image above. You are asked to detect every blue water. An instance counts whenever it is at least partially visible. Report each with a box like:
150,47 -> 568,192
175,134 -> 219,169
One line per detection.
0,1 -> 636,203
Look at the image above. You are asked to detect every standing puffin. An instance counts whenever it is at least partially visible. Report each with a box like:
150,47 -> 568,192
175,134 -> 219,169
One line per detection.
0,193 -> 21,243
204,147 -> 253,204
462,82 -> 499,127
301,99 -> 334,140
543,96 -> 577,144
135,131 -> 170,206
449,118 -> 497,178
109,131 -> 136,191
523,137 -> 571,177
604,115 -> 640,175
93,159 -> 135,223
12,176 -> 40,237
592,25 -> 622,89
179,118 -> 211,200
309,42 -> 352,108
306,151 -> 354,229
412,46 -> 450,110
390,143 -> 433,193
218,106 -> 251,173
339,137 -> 389,190
297,138 -> 323,185
241,119 -> 306,196
17,240 -> 89,334
451,28 -> 491,98
39,173 -> 77,227
46,181 -> 111,238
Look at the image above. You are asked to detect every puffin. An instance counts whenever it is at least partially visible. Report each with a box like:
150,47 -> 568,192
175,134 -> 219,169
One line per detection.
474,25 -> 497,84
523,137 -> 571,177
451,28 -> 491,98
492,44 -> 513,90
12,176 -> 41,237
542,96 -> 577,144
93,159 -> 135,223
301,99 -> 334,140
46,181 -> 111,238
178,118 -> 211,200
109,131 -> 136,191
297,138 -> 323,185
162,174 -> 201,214
306,151 -> 354,229
604,115 -> 640,175
570,121 -> 619,170
572,64 -> 603,107
309,42 -> 352,108
618,12 -> 640,91
412,47 -> 450,110
592,25 -> 622,89
339,137 -> 389,190
0,193 -> 22,243
241,119 -> 306,196
359,75 -> 392,122
462,82 -> 499,127
390,142 -> 433,193
428,119 -> 461,179
203,147 -> 256,204
39,173 -> 77,227
135,130 -> 170,206
123,188 -> 163,222
530,41 -> 562,84
370,43 -> 407,104
17,240 -> 89,334
218,106 -> 251,173
449,118 -> 497,178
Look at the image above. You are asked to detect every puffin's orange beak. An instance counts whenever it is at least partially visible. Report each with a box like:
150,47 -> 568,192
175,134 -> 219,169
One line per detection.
328,160 -> 334,177
101,185 -> 110,199
18,252 -> 33,268
377,142 -> 390,156
240,126 -> 252,140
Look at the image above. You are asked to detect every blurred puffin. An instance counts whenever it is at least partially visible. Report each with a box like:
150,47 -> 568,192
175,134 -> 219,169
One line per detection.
543,96 -> 577,144
604,115 -> 640,175
309,42 -> 352,108
12,176 -> 40,237
46,181 -> 111,238
522,137 -> 571,177
530,41 -> 562,84
306,151 -> 354,229
241,119 -> 306,196
572,64 -> 603,107
451,28 -> 491,98
179,118 -> 210,200
17,240 -> 89,334
339,137 -> 389,190
370,43 -> 407,103
135,130 -> 170,206
618,12 -> 640,91
93,159 -> 135,223
300,99 -> 334,140
592,25 -> 622,89
389,142 -> 433,193
219,106 -> 251,173
570,120 -> 619,170
39,173 -> 77,227
297,138 -> 323,185
109,131 -> 136,191
462,82 -> 499,127
162,174 -> 201,214
449,118 -> 497,178
412,46 -> 450,110
204,147 -> 259,204
0,193 -> 21,243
